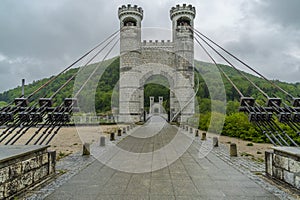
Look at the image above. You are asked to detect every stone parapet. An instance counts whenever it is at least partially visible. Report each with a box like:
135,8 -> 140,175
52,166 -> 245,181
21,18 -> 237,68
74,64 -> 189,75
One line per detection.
0,145 -> 56,199
265,147 -> 300,190
142,40 -> 173,49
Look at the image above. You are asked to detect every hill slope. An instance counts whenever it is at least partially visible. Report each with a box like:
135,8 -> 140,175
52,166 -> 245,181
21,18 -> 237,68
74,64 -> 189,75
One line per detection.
0,57 -> 299,113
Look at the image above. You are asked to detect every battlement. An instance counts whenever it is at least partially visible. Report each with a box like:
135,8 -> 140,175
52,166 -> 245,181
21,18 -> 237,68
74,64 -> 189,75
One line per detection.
170,4 -> 196,20
142,40 -> 173,48
118,4 -> 143,19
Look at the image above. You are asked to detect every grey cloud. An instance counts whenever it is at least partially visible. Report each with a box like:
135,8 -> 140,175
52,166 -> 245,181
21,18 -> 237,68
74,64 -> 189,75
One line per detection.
254,0 -> 300,29
0,0 -> 299,93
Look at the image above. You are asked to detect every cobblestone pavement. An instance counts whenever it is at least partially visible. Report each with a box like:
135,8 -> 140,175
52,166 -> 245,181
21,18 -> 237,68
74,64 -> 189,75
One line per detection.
27,116 -> 295,199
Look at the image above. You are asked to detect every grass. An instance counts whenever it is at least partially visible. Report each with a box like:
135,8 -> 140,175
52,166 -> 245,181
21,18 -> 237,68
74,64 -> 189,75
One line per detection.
240,152 -> 254,157
57,151 -> 71,161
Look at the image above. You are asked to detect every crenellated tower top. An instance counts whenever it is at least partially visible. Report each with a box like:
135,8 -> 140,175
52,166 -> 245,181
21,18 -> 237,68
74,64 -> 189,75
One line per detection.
170,4 -> 196,20
118,4 -> 143,20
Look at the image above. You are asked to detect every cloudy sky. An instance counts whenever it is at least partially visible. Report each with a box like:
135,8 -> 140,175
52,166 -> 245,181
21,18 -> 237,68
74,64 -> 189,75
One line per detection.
0,0 -> 299,92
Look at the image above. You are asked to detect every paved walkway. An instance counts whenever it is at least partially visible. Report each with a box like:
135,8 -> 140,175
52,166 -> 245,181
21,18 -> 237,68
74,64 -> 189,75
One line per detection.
44,116 -> 278,200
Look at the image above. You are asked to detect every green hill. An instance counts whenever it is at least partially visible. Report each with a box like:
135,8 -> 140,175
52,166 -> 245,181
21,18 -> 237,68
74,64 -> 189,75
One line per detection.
0,57 -> 299,112
1,57 -> 299,144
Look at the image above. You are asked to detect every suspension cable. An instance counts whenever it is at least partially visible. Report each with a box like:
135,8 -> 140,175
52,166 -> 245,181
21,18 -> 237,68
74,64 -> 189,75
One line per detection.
190,26 -> 270,99
74,38 -> 120,98
194,36 -> 244,98
50,34 -> 119,99
26,29 -> 120,100
192,28 -> 294,99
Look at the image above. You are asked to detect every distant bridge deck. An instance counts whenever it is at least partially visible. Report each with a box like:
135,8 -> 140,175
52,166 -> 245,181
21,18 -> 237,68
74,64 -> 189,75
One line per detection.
41,116 -> 278,199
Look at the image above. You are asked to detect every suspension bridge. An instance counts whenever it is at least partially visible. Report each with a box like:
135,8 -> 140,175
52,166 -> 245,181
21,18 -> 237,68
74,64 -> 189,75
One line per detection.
0,13 -> 299,147
0,3 -> 299,199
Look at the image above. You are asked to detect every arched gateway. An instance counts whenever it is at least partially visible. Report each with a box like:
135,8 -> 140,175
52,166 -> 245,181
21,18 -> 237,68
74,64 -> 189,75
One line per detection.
118,4 -> 196,123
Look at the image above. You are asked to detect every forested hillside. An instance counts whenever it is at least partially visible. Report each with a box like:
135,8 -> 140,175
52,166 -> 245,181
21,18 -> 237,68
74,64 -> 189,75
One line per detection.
0,57 -> 299,143
1,57 -> 298,108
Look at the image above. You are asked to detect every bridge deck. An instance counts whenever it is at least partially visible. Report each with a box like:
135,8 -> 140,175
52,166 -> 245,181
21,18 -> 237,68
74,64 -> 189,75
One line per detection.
45,116 -> 278,200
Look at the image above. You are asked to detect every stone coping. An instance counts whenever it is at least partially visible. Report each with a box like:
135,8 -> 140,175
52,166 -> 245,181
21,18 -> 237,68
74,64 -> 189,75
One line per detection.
0,145 -> 50,164
272,146 -> 300,157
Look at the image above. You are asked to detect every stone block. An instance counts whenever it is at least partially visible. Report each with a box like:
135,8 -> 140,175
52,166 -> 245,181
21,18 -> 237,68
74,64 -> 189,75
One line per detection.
21,171 -> 33,188
82,143 -> 91,156
110,133 -> 115,141
272,166 -> 283,180
9,163 -> 22,179
283,170 -> 295,186
295,175 -> 300,189
0,185 -> 4,199
5,178 -> 19,197
213,137 -> 218,147
22,157 -> 39,173
289,159 -> 300,173
100,136 -> 106,147
201,132 -> 206,140
33,165 -> 49,183
273,154 -> 289,170
265,151 -> 273,176
230,143 -> 238,157
41,153 -> 49,165
118,129 -> 122,136
0,167 -> 9,184
195,130 -> 199,137
48,150 -> 56,174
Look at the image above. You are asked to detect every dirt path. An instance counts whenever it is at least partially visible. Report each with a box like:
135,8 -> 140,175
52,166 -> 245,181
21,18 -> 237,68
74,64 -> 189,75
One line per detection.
9,125 -> 125,160
206,132 -> 273,162
6,125 -> 273,161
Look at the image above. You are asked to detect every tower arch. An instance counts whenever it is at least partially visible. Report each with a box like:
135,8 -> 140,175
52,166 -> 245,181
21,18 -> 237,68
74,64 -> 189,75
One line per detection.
118,4 -> 196,123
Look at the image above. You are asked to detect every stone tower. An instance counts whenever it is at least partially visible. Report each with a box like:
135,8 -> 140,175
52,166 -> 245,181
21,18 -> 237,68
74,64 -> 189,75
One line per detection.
118,4 -> 195,123
170,4 -> 196,121
118,5 -> 143,122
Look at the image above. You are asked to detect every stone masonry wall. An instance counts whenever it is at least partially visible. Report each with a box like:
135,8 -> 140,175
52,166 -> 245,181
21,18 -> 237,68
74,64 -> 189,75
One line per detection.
0,148 -> 56,199
265,147 -> 300,190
